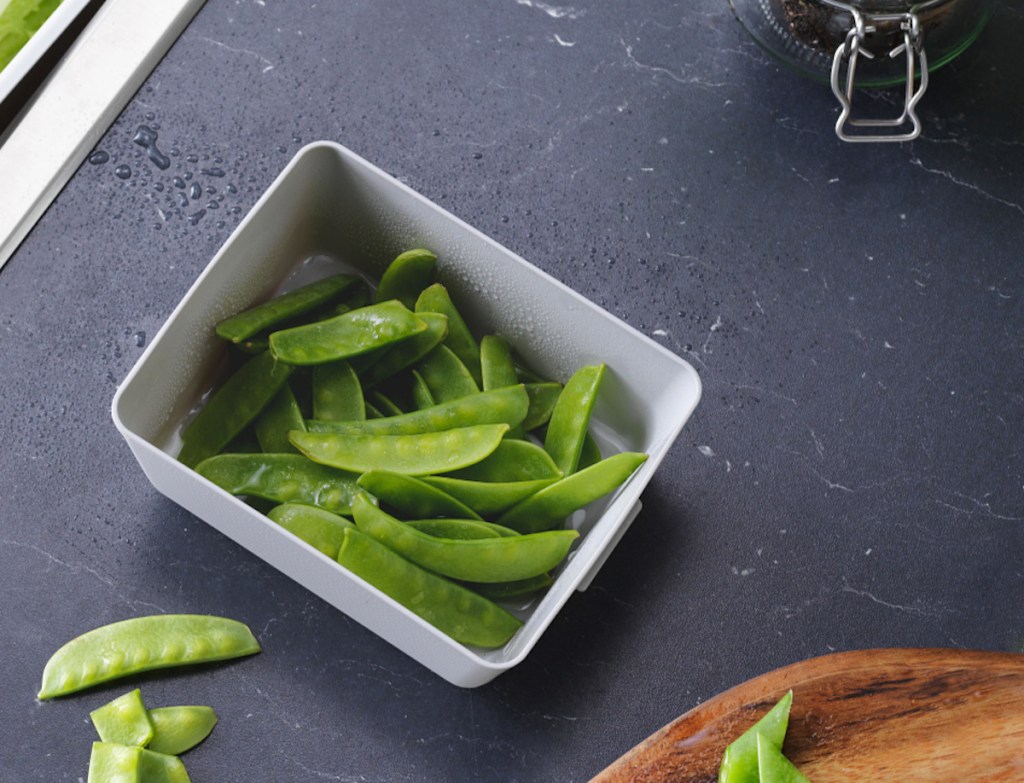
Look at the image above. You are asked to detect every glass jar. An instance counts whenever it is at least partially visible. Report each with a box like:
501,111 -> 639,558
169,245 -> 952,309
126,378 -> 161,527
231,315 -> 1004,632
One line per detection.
728,0 -> 995,141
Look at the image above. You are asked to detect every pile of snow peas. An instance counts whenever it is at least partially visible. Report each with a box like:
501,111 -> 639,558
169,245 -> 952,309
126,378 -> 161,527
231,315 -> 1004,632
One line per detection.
182,249 -> 648,649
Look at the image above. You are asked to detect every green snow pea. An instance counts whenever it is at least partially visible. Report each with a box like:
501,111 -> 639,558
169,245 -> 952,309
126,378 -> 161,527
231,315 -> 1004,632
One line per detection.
357,470 -> 482,520
137,746 -> 191,783
269,300 -> 427,366
756,733 -> 811,783
409,369 -> 435,409
87,742 -> 139,783
215,274 -> 361,344
146,705 -> 217,755
544,363 -> 606,475
196,454 -> 360,514
420,475 -> 559,518
466,573 -> 554,601
290,423 -> 509,476
254,383 -> 305,453
497,451 -> 648,534
578,431 -> 603,470
480,335 -> 519,391
307,385 -> 528,437
719,691 -> 793,783
357,312 -> 448,389
336,528 -> 522,648
446,438 -> 562,482
415,283 -> 482,386
90,689 -> 154,747
352,493 -> 578,582
312,360 -> 364,422
404,518 -> 519,539
39,615 -> 260,699
365,401 -> 384,419
267,503 -> 354,558
522,382 -> 563,432
178,351 -> 294,468
367,390 -> 405,417
415,344 -> 479,402
374,248 -> 437,309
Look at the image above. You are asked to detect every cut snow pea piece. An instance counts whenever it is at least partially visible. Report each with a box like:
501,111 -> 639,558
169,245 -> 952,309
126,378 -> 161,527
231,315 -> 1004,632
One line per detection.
446,438 -> 562,482
544,363 -> 606,476
254,383 -> 305,453
404,518 -> 519,539
178,351 -> 294,468
39,615 -> 260,699
215,274 -> 361,344
312,360 -> 364,422
352,493 -> 578,583
267,503 -> 354,558
415,344 -> 479,402
307,385 -> 529,437
87,742 -> 140,783
357,312 -> 448,389
290,424 -> 509,476
336,528 -> 522,648
196,454 -> 360,515
415,283 -> 483,386
420,475 -> 559,518
146,706 -> 218,755
497,451 -> 648,534
269,300 -> 427,366
137,747 -> 191,783
357,470 -> 482,521
374,248 -> 437,309
718,690 -> 793,783
756,733 -> 811,783
89,689 -> 154,747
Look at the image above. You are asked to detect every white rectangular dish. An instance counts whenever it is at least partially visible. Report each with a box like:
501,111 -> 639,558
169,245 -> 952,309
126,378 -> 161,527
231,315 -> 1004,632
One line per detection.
111,141 -> 702,687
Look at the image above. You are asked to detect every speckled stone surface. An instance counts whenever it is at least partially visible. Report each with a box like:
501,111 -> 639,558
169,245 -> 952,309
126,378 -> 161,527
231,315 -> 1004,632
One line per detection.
2,1 -> 1022,781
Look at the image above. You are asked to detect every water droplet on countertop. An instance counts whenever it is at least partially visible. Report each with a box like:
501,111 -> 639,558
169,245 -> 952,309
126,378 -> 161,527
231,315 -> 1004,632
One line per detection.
134,331 -> 146,347
188,209 -> 207,225
206,201 -> 219,210
472,152 -> 483,159
189,182 -> 202,200
88,150 -> 109,165
132,125 -> 170,170
201,167 -> 225,178
186,154 -> 199,163
114,164 -> 131,179
172,176 -> 185,189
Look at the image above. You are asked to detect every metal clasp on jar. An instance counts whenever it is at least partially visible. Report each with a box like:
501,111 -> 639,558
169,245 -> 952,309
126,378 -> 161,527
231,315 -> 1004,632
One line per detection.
830,6 -> 928,142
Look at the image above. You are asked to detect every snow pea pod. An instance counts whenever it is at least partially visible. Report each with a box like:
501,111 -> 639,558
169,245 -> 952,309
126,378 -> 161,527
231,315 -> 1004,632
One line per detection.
357,312 -> 448,389
367,390 -> 405,417
415,344 -> 479,402
446,438 -> 562,482
543,363 -> 606,475
410,369 -> 435,409
336,528 -> 522,648
39,615 -> 260,699
90,689 -> 154,747
138,746 -> 190,783
215,273 -> 361,343
307,385 -> 529,437
522,382 -> 563,432
480,335 -> 518,390
178,351 -> 294,468
404,518 -> 519,539
195,454 -> 360,514
420,475 -> 559,518
465,573 -> 554,601
269,300 -> 427,366
497,451 -> 648,534
357,470 -> 482,520
374,248 -> 437,309
254,383 -> 304,453
415,283 -> 482,386
146,705 -> 217,755
352,493 -> 578,583
267,503 -> 354,558
87,742 -> 139,783
290,424 -> 509,476
312,360 -> 364,422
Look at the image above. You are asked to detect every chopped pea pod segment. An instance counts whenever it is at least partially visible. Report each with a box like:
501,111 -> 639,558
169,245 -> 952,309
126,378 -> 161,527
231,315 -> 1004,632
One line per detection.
307,385 -> 529,437
215,273 -> 361,343
290,424 -> 509,476
269,300 -> 428,366
137,747 -> 191,783
39,615 -> 260,699
178,351 -> 294,468
497,451 -> 648,534
719,690 -> 793,783
89,689 -> 154,748
336,528 -> 522,648
352,493 -> 578,583
87,742 -> 141,783
196,453 -> 361,515
146,705 -> 218,756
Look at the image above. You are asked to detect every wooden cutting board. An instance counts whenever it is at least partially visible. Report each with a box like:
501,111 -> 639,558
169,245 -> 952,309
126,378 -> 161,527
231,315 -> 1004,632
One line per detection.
589,648 -> 1024,783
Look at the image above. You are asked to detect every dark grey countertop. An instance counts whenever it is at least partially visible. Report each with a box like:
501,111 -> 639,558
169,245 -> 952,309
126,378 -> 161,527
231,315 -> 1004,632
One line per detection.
3,1 -> 1023,780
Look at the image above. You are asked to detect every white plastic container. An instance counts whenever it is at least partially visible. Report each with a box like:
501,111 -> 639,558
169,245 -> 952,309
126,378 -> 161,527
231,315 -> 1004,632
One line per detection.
112,141 -> 702,687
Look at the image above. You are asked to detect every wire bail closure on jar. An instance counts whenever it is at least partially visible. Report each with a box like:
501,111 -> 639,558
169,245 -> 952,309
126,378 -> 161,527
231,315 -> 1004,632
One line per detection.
830,6 -> 929,142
